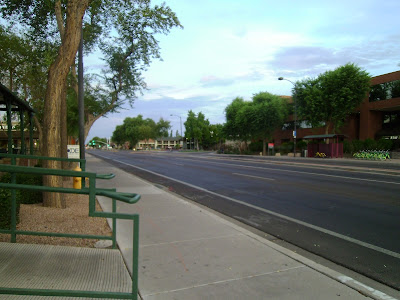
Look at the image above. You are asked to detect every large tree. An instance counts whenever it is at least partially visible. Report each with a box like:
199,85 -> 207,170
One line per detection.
223,97 -> 252,151
111,115 -> 171,148
184,110 -> 211,150
241,92 -> 288,155
293,63 -> 371,135
0,25 -> 55,143
1,0 -> 182,207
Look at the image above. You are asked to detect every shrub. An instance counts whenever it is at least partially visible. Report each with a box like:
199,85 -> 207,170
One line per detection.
351,139 -> 364,153
376,138 -> 393,150
0,173 -> 43,205
296,140 -> 308,151
0,188 -> 20,230
249,141 -> 263,152
343,140 -> 353,154
363,138 -> 377,150
242,150 -> 253,155
222,144 -> 240,154
278,142 -> 292,154
16,173 -> 43,204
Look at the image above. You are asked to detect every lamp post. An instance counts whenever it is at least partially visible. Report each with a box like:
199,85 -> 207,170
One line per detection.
278,77 -> 297,158
170,114 -> 182,137
170,114 -> 183,149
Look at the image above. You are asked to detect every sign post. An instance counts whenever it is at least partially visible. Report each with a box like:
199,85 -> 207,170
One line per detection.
268,143 -> 274,156
67,145 -> 80,159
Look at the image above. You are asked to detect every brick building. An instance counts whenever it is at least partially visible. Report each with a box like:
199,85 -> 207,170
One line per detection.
271,70 -> 400,148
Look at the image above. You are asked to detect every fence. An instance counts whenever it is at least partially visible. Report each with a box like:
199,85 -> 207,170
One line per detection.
0,154 -> 140,299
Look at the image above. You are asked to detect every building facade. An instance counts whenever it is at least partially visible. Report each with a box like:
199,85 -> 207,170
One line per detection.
271,70 -> 400,147
136,137 -> 182,150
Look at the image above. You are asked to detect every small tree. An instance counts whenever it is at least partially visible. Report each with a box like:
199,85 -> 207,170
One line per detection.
245,92 -> 288,155
223,97 -> 251,145
294,63 -> 371,135
184,110 -> 202,150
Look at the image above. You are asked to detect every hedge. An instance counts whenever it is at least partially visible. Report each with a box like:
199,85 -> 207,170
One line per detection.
0,172 -> 43,229
0,188 -> 20,230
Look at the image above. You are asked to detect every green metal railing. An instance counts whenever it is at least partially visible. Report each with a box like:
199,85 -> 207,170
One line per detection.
0,154 -> 140,299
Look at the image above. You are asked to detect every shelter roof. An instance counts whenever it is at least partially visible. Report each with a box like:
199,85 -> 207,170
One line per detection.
0,83 -> 35,113
303,134 -> 347,139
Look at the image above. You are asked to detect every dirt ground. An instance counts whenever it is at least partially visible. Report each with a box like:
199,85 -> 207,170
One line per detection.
0,191 -> 112,248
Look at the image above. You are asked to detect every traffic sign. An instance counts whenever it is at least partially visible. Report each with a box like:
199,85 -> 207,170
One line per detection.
67,145 -> 80,159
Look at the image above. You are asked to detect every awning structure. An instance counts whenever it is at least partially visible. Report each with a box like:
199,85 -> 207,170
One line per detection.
0,83 -> 36,154
303,134 -> 347,158
303,134 -> 348,139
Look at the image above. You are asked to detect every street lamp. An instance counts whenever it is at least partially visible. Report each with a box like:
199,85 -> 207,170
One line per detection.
170,114 -> 182,137
278,77 -> 297,158
170,114 -> 183,149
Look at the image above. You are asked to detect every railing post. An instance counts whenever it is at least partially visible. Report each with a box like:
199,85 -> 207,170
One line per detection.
10,170 -> 17,243
81,160 -> 86,188
29,112 -> 34,155
19,111 -> 25,155
112,198 -> 117,249
132,215 -> 139,300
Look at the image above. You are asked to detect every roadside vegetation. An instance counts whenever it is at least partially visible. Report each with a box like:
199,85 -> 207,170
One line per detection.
109,63 -> 387,157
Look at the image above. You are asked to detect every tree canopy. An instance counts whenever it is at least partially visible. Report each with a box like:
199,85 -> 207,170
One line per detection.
0,0 -> 182,207
0,0 -> 183,139
111,115 -> 171,149
184,110 -> 212,150
293,63 -> 371,134
224,92 -> 288,155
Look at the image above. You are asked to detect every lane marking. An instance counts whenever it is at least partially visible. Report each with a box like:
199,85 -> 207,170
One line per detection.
233,172 -> 275,181
179,157 -> 400,185
105,156 -> 400,260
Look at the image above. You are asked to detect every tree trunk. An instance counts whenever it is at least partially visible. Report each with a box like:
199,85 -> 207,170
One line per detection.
325,123 -> 330,144
262,139 -> 267,156
84,113 -> 103,141
33,115 -> 43,154
42,0 -> 89,208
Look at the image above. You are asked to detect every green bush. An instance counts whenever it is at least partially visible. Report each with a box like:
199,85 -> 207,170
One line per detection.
222,145 -> 240,154
16,173 -> 43,204
0,188 -> 20,230
351,139 -> 364,153
296,140 -> 308,150
0,173 -> 43,205
347,138 -> 394,153
242,150 -> 253,155
343,140 -> 352,153
249,141 -> 263,152
376,138 -> 393,150
363,138 -> 377,150
278,142 -> 292,154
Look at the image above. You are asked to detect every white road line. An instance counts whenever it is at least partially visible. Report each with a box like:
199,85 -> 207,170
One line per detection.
233,172 -> 275,181
180,157 -> 400,185
108,156 -> 400,260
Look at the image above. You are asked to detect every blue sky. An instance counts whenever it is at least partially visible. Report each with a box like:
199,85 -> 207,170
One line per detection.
85,0 -> 400,141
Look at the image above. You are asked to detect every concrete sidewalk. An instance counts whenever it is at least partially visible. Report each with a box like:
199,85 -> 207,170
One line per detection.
86,154 -> 397,300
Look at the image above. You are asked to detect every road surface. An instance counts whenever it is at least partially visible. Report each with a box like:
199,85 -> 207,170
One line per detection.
89,149 -> 400,290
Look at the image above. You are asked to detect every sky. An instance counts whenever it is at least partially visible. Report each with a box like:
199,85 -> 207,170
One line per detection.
85,0 -> 400,142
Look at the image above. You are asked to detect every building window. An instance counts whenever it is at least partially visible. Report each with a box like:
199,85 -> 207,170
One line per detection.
369,80 -> 400,102
382,112 -> 400,129
282,120 -> 325,130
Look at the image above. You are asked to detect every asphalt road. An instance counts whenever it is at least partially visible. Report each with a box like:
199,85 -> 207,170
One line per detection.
88,149 -> 400,290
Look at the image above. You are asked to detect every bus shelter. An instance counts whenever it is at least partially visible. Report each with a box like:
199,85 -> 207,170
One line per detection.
0,83 -> 36,155
303,134 -> 347,158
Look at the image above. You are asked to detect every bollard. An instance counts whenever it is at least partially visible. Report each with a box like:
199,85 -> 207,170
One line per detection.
73,165 -> 82,189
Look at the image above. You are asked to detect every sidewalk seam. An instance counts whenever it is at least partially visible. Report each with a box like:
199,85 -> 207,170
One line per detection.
141,265 -> 306,298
